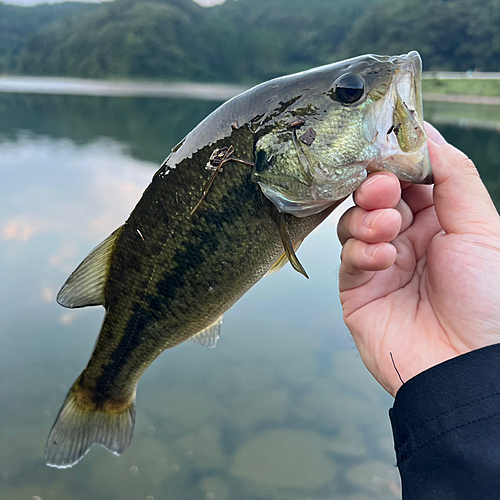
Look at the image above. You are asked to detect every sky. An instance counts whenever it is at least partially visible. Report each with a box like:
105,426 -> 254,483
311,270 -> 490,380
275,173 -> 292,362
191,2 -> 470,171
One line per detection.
2,0 -> 226,6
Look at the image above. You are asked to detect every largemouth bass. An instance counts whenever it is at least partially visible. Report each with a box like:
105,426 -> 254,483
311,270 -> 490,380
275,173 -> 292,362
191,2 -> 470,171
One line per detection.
46,51 -> 432,468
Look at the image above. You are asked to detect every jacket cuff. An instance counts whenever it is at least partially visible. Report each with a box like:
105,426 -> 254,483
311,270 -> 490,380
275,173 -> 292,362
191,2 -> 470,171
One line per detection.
389,343 -> 500,465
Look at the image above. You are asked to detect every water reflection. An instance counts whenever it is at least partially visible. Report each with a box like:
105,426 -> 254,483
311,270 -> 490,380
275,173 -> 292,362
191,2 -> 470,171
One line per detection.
438,125 -> 500,210
0,94 -> 219,164
425,101 -> 500,209
1,93 -> 499,500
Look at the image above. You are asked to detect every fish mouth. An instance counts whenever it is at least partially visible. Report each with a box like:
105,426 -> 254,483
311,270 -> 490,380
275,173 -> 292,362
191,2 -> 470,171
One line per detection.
364,51 -> 433,184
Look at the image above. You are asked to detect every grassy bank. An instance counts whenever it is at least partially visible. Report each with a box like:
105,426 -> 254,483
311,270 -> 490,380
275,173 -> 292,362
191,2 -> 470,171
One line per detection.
422,78 -> 500,97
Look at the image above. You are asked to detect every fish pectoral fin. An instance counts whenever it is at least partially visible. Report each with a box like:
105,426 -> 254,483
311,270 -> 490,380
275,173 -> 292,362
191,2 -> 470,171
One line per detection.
265,238 -> 304,277
188,315 -> 223,348
269,205 -> 309,279
57,225 -> 124,309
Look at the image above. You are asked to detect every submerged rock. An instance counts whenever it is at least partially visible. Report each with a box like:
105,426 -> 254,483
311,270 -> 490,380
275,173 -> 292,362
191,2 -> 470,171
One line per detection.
345,460 -> 400,496
148,388 -> 221,428
0,482 -> 77,500
330,351 -> 389,405
206,364 -> 277,397
228,388 -> 289,429
174,425 -> 226,469
294,378 -> 375,429
0,424 -> 47,477
89,436 -> 178,498
200,476 -> 231,500
230,428 -> 336,489
377,434 -> 397,463
277,355 -> 318,389
229,323 -> 321,364
325,424 -> 367,458
331,495 -> 376,500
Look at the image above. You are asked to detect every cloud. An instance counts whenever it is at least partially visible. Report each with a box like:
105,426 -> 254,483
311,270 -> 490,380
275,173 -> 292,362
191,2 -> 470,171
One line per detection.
2,215 -> 58,242
58,311 -> 80,326
1,137 -> 154,245
3,219 -> 35,242
0,135 -> 155,310
48,242 -> 79,274
40,286 -> 55,303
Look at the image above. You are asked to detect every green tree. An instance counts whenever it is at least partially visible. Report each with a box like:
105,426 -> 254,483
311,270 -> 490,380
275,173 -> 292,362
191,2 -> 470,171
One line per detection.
344,0 -> 500,71
0,1 -> 99,72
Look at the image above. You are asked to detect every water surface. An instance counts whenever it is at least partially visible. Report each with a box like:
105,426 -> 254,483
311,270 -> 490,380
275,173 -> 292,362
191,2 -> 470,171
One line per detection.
1,93 -> 499,500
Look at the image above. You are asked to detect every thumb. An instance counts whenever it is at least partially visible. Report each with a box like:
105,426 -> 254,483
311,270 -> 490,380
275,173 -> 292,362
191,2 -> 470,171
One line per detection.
426,123 -> 500,236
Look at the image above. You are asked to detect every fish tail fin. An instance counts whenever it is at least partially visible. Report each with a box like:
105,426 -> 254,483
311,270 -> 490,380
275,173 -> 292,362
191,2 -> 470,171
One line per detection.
45,377 -> 136,468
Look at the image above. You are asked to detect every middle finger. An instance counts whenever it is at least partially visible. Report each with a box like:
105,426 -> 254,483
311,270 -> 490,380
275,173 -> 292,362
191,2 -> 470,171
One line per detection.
337,199 -> 414,245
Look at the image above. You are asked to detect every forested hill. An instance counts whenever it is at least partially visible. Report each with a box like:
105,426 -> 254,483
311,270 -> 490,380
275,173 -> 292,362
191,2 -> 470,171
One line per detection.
9,0 -> 381,81
2,0 -> 500,82
0,1 -> 102,73
344,0 -> 500,72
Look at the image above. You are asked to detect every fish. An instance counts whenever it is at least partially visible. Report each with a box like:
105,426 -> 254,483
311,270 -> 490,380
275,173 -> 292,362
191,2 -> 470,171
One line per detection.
45,50 -> 432,468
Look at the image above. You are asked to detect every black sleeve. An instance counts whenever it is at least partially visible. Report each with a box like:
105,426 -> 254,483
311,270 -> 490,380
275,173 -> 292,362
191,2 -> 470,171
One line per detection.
389,343 -> 500,500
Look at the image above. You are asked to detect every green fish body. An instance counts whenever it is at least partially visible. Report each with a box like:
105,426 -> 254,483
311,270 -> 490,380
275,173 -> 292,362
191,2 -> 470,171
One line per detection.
46,51 -> 432,468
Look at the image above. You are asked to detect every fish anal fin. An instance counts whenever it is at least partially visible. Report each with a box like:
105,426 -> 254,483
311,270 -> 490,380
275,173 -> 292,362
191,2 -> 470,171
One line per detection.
57,226 -> 124,309
189,315 -> 223,348
265,238 -> 304,277
45,377 -> 135,468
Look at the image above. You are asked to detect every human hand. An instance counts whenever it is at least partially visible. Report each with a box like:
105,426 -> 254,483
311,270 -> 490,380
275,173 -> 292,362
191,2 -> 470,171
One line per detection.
338,123 -> 500,397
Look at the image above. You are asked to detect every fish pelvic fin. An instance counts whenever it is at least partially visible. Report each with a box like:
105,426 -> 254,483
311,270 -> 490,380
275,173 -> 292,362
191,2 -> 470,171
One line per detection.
45,377 -> 136,469
265,238 -> 304,277
263,195 -> 309,279
188,315 -> 223,348
57,225 -> 124,309
272,208 -> 309,279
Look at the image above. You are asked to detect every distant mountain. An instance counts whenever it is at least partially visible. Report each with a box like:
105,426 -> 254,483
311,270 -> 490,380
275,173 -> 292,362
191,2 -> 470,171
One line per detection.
16,0 -> 213,79
205,0 -> 381,81
10,0 -> 381,81
3,0 -> 500,81
0,1 -> 101,72
343,0 -> 500,72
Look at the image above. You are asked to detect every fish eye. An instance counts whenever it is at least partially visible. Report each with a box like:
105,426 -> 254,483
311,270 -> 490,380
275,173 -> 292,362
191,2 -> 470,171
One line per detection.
332,75 -> 365,105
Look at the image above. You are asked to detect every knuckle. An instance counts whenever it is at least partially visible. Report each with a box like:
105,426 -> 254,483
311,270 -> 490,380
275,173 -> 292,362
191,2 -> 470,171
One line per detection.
458,157 -> 480,178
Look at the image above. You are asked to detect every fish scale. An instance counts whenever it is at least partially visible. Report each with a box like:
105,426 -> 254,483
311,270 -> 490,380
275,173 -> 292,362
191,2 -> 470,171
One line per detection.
46,51 -> 432,468
84,127 -> 328,404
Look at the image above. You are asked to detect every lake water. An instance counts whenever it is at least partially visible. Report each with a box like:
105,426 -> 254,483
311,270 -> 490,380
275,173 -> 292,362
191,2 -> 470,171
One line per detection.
1,93 -> 499,500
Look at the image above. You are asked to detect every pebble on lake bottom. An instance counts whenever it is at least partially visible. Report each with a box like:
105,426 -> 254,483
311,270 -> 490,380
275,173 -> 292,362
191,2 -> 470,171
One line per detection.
174,425 -> 226,469
201,476 -> 231,500
231,428 -> 336,489
325,424 -> 367,457
345,460 -> 400,496
144,388 -> 221,428
228,388 -> 289,428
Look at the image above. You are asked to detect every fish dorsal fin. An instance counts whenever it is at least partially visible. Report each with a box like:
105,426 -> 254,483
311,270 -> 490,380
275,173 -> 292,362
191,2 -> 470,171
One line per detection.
57,226 -> 124,309
189,315 -> 223,348
265,238 -> 304,277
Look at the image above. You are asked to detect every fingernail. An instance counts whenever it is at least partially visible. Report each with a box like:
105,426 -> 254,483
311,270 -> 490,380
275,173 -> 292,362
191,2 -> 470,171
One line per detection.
424,122 -> 447,145
365,243 -> 383,257
362,210 -> 385,229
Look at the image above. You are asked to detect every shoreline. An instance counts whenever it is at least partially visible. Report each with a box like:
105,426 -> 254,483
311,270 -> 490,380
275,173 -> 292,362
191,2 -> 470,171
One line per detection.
1,76 -> 500,105
423,93 -> 500,106
0,76 -> 248,101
